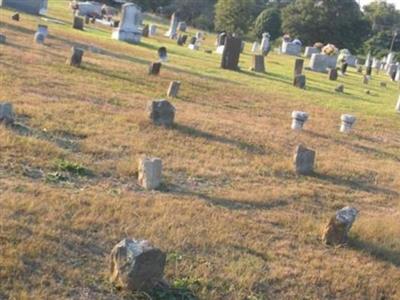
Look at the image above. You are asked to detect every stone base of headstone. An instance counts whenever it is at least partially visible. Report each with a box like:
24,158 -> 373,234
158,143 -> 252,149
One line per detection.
34,32 -> 45,44
293,75 -> 306,89
112,29 -> 141,44
148,62 -> 162,75
335,84 -> 344,93
322,207 -> 358,246
0,34 -> 6,44
67,47 -> 84,67
138,157 -> 163,190
73,16 -> 84,30
0,102 -> 14,125
110,239 -> 167,291
252,55 -> 265,73
294,144 -> 315,175
147,99 -> 175,127
167,81 -> 181,98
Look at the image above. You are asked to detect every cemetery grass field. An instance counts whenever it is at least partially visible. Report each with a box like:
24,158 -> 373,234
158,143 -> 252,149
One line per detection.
2,1 -> 400,299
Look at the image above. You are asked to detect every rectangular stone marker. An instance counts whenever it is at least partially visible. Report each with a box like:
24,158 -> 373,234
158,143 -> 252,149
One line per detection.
294,58 -> 304,76
73,16 -> 84,30
328,68 -> 338,80
293,74 -> 306,89
304,46 -> 319,58
252,55 -> 265,73
0,102 -> 14,124
149,62 -> 162,75
220,36 -> 242,71
294,144 -> 315,175
67,47 -> 84,67
167,81 -> 181,97
309,53 -> 337,73
281,42 -> 301,56
138,157 -> 162,190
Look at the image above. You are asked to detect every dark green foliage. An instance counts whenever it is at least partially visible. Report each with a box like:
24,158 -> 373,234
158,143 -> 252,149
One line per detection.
254,6 -> 282,40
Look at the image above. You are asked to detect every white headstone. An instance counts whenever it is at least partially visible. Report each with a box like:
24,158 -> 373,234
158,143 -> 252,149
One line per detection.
291,111 -> 309,130
340,114 -> 356,133
260,33 -> 270,55
112,3 -> 142,44
309,53 -> 337,73
149,24 -> 157,36
165,13 -> 178,39
396,96 -> 400,113
138,157 -> 162,190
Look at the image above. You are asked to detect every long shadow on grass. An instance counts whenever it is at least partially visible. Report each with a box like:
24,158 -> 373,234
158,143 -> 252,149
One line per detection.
172,123 -> 266,155
348,236 -> 400,267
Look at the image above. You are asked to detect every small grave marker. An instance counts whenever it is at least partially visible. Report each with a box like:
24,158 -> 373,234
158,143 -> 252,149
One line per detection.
294,144 -> 315,175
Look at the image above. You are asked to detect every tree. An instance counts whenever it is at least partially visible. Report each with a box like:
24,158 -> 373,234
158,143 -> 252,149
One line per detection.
281,0 -> 371,52
214,0 -> 256,35
253,6 -> 282,40
363,1 -> 400,32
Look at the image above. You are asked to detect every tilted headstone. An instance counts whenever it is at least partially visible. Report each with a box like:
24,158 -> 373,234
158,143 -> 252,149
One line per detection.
177,21 -> 187,32
112,3 -> 142,44
291,111 -> 308,130
165,12 -> 178,39
109,239 -> 166,291
304,46 -> 319,58
158,47 -> 167,62
73,16 -> 84,30
0,34 -> 6,44
293,74 -> 306,89
0,102 -> 14,125
220,35 -> 242,71
167,81 -> 181,98
67,47 -> 84,67
260,32 -> 270,56
149,24 -> 157,36
294,144 -> 315,175
147,99 -> 175,127
309,53 -> 337,73
148,62 -> 162,75
252,55 -> 265,73
322,207 -> 358,245
328,68 -> 338,80
294,59 -> 304,76
138,157 -> 162,190
34,32 -> 45,44
335,84 -> 344,93
37,24 -> 48,37
11,13 -> 19,21
340,114 -> 356,133
142,24 -> 149,37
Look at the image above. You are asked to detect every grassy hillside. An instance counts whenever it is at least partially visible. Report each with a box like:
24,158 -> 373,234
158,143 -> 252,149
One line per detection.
1,1 -> 400,299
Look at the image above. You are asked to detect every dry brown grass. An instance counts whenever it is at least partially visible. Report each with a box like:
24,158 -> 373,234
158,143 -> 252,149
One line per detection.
1,3 -> 400,299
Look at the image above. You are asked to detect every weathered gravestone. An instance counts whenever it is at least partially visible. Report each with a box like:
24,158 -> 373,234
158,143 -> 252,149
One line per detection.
138,157 -> 162,190
67,47 -> 84,67
322,207 -> 358,246
0,102 -> 14,125
142,24 -> 149,37
109,239 -> 167,291
149,24 -> 157,36
73,16 -> 84,30
167,81 -> 181,98
147,99 -> 175,127
177,21 -> 187,32
309,53 -> 337,73
34,32 -> 45,44
294,144 -> 315,175
328,68 -> 338,80
340,114 -> 356,133
363,75 -> 369,85
261,33 -> 271,56
293,74 -> 306,89
37,24 -> 48,37
252,55 -> 265,73
188,37 -> 199,50
112,3 -> 142,44
0,34 -> 6,44
294,58 -> 304,76
11,13 -> 19,21
165,12 -> 178,39
291,111 -> 308,130
148,62 -> 162,75
176,34 -> 187,46
158,47 -> 168,62
220,36 -> 242,71
335,84 -> 344,93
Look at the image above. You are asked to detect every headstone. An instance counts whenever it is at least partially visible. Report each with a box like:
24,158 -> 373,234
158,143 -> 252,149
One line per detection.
176,34 -> 187,46
216,32 -> 227,54
167,81 -> 181,98
148,62 -> 162,75
149,24 -> 157,36
388,64 -> 397,81
356,65 -> 363,73
188,36 -> 199,50
109,239 -> 166,291
366,66 -> 372,76
251,42 -> 260,53
322,207 -> 358,245
294,59 -> 304,76
195,31 -> 204,40
165,12 -> 178,39
252,55 -> 265,73
363,75 -> 369,85
220,36 -> 242,71
291,111 -> 308,130
37,24 -> 48,37
395,66 -> 400,81
293,74 -> 306,89
309,53 -> 337,73
73,16 -> 84,30
372,58 -> 381,71
142,24 -> 149,37
281,41 -> 301,56
34,32 -> 45,44
0,102 -> 14,125
304,46 -> 319,58
11,13 -> 19,21
396,96 -> 400,113
340,114 -> 356,133
112,3 -> 142,44
158,47 -> 167,62
67,47 -> 84,67
294,144 -> 315,175
147,99 -> 175,127
340,62 -> 348,75
328,68 -> 338,81
260,32 -> 270,56
386,52 -> 395,71
335,84 -> 344,93
177,21 -> 187,32
0,34 -> 6,44
138,157 -> 162,190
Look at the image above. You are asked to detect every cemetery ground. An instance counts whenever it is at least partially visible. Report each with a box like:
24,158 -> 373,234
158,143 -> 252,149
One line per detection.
1,2 -> 400,299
